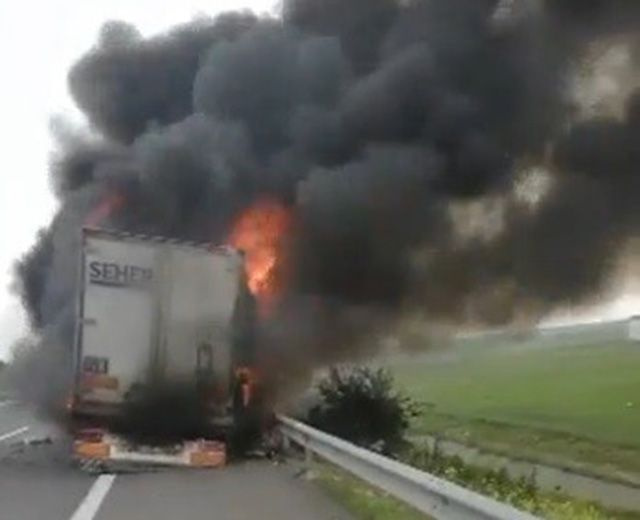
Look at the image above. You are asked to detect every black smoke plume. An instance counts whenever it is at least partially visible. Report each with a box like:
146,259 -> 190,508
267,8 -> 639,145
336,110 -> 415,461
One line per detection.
11,0 -> 640,409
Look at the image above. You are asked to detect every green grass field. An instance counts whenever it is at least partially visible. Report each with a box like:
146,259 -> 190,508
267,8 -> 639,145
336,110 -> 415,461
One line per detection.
389,338 -> 640,481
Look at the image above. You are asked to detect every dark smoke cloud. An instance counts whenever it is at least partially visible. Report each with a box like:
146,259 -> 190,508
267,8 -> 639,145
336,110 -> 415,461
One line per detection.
70,13 -> 259,143
284,0 -> 400,73
11,0 -> 640,405
547,0 -> 640,31
296,145 -> 445,304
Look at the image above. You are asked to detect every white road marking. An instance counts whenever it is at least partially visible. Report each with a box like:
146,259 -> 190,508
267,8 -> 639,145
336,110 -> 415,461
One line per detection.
0,400 -> 16,408
0,426 -> 29,442
69,474 -> 116,520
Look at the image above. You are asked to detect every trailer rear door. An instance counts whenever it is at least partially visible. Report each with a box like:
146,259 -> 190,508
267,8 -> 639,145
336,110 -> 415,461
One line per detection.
159,245 -> 242,399
77,230 -> 157,404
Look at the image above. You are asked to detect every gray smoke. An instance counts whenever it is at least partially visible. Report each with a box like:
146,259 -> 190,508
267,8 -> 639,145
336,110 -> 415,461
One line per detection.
11,0 -> 640,403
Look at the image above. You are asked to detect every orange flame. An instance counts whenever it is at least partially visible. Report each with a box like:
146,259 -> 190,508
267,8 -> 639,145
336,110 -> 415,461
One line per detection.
85,192 -> 125,227
229,200 -> 291,310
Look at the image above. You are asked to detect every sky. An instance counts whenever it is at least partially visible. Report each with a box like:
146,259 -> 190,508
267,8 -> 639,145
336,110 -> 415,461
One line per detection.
0,0 -> 638,359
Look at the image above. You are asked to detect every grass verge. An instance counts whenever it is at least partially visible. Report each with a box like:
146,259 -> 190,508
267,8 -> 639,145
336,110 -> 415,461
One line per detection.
404,443 -> 640,520
312,462 -> 431,520
408,410 -> 640,484
390,340 -> 640,482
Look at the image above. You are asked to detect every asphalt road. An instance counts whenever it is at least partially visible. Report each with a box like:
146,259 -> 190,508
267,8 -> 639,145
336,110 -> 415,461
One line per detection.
0,401 -> 352,520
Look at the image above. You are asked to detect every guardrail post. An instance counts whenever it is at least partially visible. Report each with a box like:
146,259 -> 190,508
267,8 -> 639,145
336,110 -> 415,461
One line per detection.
281,434 -> 291,454
303,433 -> 313,476
305,443 -> 312,467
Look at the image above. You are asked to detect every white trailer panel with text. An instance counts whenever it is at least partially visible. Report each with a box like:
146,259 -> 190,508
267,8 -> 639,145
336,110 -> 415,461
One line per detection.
73,228 -> 244,418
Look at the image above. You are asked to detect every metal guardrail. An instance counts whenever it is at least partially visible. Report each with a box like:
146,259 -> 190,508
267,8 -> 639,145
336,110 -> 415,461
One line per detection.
278,416 -> 540,520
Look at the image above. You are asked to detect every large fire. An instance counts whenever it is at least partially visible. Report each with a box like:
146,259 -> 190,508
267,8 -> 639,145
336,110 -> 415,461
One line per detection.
229,200 -> 291,310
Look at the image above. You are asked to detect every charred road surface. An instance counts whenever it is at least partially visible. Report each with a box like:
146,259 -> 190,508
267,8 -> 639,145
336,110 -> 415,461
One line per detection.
0,402 -> 351,520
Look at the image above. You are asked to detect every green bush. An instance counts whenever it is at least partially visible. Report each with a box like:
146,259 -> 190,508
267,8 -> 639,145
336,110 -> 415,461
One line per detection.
307,367 -> 419,455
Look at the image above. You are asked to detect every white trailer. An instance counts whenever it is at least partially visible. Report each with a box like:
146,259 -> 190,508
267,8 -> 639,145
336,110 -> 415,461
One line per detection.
71,227 -> 251,423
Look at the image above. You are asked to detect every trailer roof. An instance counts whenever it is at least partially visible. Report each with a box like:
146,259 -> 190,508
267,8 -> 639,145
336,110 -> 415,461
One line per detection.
82,227 -> 241,257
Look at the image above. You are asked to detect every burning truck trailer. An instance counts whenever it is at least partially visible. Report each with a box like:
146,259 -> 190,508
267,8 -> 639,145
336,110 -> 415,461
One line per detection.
69,227 -> 266,468
14,0 -> 640,474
